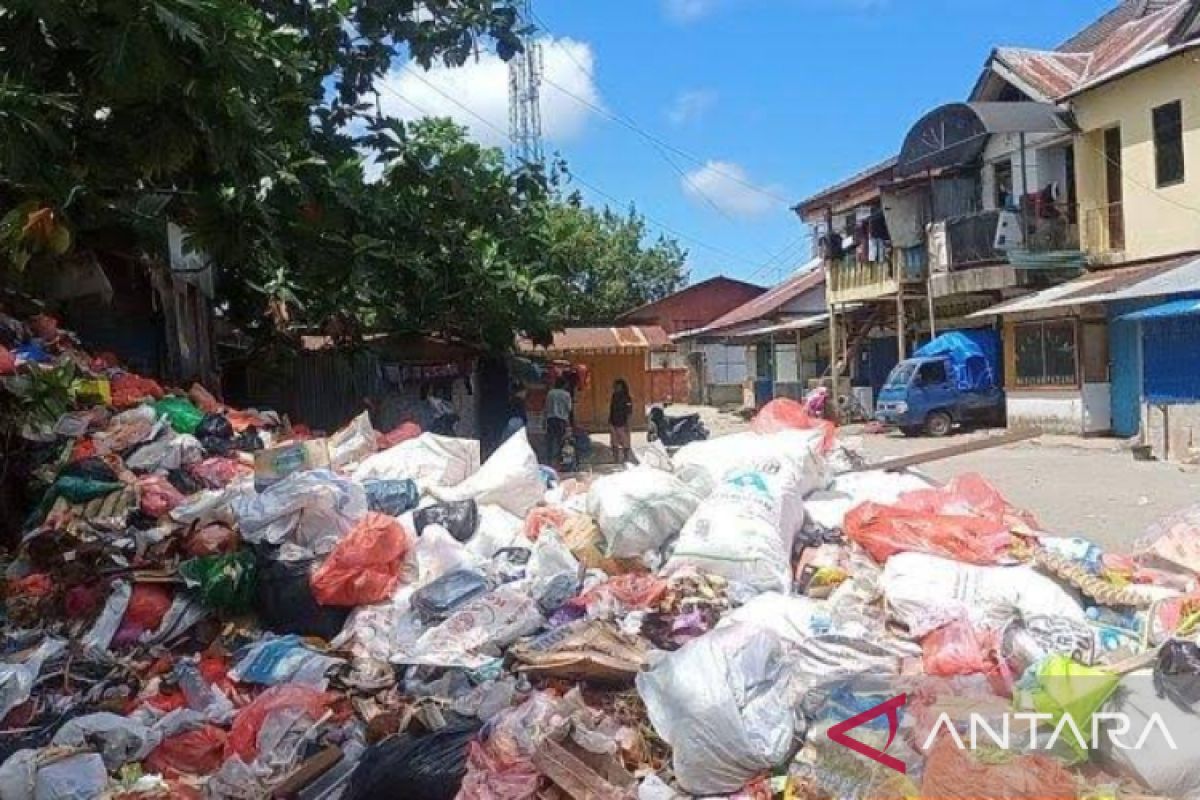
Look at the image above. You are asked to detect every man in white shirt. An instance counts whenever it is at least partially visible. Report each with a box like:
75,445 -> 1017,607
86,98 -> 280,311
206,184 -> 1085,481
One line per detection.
544,377 -> 573,467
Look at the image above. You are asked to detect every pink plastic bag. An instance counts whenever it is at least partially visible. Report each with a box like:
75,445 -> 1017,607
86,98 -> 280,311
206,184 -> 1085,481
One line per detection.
114,583 -> 174,646
137,475 -> 185,518
523,507 -> 568,541
751,397 -> 836,452
895,473 -> 1040,530
922,619 -> 997,677
574,574 -> 667,611
227,685 -> 331,762
310,513 -> 410,606
379,421 -> 422,449
188,457 -> 249,489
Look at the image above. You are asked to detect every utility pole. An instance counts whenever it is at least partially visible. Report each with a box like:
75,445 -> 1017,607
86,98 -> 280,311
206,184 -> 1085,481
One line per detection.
508,0 -> 544,166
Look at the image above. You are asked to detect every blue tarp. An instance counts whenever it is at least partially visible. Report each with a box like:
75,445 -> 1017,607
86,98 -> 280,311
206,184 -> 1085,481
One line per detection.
913,332 -> 997,393
1118,297 -> 1200,322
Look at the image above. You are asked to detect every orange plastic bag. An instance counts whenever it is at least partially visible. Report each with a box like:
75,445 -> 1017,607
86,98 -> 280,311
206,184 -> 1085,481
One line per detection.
144,725 -> 227,776
122,584 -> 173,632
895,473 -> 1039,530
921,735 -> 1077,799
379,421 -> 422,449
310,513 -> 410,606
524,507 -> 568,541
188,383 -> 221,414
845,502 -> 1012,565
750,398 -> 836,452
111,373 -> 165,408
0,345 -> 14,376
576,574 -> 667,610
922,618 -> 998,677
227,684 -> 331,762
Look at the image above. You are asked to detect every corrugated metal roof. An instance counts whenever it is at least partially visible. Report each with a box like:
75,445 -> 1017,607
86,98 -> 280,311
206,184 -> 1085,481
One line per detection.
615,276 -> 766,323
993,48 -> 1092,98
518,325 -> 670,354
970,254 -> 1200,316
689,261 -> 826,336
792,157 -> 898,215
714,313 -> 830,340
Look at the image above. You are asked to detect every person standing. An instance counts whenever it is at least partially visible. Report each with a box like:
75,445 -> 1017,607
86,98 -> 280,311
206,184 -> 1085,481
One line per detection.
544,377 -> 573,467
608,378 -> 636,464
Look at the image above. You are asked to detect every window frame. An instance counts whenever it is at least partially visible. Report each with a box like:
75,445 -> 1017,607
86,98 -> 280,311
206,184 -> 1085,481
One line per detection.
1013,319 -> 1080,389
1152,100 -> 1185,188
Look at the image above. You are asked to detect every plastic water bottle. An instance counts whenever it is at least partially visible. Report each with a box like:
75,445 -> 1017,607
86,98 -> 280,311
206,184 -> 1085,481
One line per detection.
1085,606 -> 1142,633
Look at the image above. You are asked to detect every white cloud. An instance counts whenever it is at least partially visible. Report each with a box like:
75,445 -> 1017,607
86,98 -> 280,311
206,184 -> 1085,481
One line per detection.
681,160 -> 781,218
667,89 -> 717,126
663,0 -> 720,22
376,38 -> 601,149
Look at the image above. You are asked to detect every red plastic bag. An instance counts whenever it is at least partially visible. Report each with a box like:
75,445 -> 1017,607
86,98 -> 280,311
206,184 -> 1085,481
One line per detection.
0,345 -> 14,376
310,513 -> 410,606
184,522 -> 240,557
188,457 -> 249,489
137,475 -> 184,518
895,473 -> 1039,530
750,397 -> 836,452
123,584 -> 173,633
227,684 -> 331,762
8,573 -> 53,599
845,501 -> 1012,565
144,725 -> 228,776
524,507 -> 568,541
111,373 -> 165,408
188,383 -> 221,414
921,735 -> 1077,799
575,574 -> 667,610
379,421 -> 422,449
922,618 -> 998,677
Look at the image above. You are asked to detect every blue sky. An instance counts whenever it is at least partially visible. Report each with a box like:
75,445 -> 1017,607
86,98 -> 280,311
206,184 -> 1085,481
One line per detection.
384,1 -> 1110,287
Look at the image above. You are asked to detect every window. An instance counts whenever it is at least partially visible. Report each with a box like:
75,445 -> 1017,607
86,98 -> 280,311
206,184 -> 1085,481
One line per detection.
918,361 -> 948,385
1153,101 -> 1185,187
1014,320 -> 1078,387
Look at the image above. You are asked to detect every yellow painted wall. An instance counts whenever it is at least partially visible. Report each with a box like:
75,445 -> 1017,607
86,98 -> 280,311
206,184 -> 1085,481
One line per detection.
1073,52 -> 1200,261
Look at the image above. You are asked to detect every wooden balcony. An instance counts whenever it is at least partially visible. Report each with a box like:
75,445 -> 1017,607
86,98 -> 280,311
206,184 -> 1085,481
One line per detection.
827,252 -> 925,304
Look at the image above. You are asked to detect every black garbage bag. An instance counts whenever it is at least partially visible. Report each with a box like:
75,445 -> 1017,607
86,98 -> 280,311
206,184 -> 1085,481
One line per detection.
167,467 -> 204,496
196,413 -> 235,455
58,456 -> 119,484
345,717 -> 481,800
254,550 -> 349,640
411,570 -> 489,625
413,500 -> 479,542
1154,639 -> 1200,709
363,479 -> 420,517
233,425 -> 265,452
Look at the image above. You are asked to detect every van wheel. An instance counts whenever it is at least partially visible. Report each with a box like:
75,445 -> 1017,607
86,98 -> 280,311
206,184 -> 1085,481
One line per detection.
925,410 -> 953,437
900,426 -> 923,437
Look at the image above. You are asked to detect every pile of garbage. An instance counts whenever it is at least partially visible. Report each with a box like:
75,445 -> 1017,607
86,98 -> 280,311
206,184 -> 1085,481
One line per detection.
3,310 -> 1200,800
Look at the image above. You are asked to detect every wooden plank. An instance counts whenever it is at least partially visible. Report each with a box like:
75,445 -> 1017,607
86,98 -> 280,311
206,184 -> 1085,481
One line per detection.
530,739 -> 630,800
270,746 -> 342,799
857,429 -> 1040,473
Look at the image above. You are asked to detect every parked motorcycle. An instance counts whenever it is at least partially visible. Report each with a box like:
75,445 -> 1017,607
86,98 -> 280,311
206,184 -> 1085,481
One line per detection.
647,406 -> 709,447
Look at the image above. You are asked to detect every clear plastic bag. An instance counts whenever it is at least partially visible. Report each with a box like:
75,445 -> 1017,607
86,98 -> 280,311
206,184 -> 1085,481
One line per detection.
226,684 -> 331,762
233,469 -> 367,558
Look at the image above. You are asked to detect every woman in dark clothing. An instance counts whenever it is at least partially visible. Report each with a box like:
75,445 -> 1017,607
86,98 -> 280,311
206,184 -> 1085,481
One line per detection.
608,378 -> 636,464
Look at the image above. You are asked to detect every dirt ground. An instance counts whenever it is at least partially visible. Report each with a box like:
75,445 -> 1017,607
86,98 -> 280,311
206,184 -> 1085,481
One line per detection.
592,404 -> 1199,551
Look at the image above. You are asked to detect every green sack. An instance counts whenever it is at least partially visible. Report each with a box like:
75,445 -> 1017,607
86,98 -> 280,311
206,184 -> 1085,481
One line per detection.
153,397 -> 204,435
179,551 -> 256,612
51,475 -> 124,504
1022,655 -> 1119,763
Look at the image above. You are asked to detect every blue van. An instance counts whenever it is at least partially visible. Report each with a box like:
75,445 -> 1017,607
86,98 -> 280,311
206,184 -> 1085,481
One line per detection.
874,332 -> 1005,437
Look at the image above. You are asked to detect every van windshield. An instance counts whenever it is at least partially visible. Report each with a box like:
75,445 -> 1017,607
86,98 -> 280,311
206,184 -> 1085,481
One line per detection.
884,362 -> 917,388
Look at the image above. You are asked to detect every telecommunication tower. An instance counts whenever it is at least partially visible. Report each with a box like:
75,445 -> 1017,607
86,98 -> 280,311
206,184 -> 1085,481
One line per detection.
508,0 -> 544,165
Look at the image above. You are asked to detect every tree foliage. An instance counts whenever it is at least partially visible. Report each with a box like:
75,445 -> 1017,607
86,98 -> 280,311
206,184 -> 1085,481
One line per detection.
0,0 -> 687,351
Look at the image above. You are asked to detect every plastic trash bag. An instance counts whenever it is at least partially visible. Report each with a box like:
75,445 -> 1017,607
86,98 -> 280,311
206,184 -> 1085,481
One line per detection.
527,530 -> 581,614
586,467 -> 705,558
51,713 -> 156,770
717,592 -> 831,646
1097,673 -> 1200,797
47,474 -> 124,505
183,522 -> 240,557
179,551 -> 256,611
922,735 -> 1077,800
119,583 -> 174,641
330,411 -> 378,471
430,430 -> 543,517
311,513 -> 411,607
234,469 -> 367,558
144,725 -> 228,777
363,478 -> 419,516
154,396 -> 205,435
404,585 -> 543,669
922,618 -> 998,677
1019,655 -> 1119,763
664,457 -> 806,593
1155,639 -> 1200,708
111,373 -> 164,407
195,412 -> 235,455
83,582 -> 132,652
344,717 -> 482,800
456,693 -> 558,800
226,684 -> 331,762
126,433 -> 205,472
846,502 -> 1013,566
412,570 -> 490,624
33,753 -> 109,800
464,505 -> 526,560
171,478 -> 254,527
255,553 -> 351,640
379,421 -> 422,449
880,552 -> 1086,638
751,397 -> 836,452
416,526 -> 484,584
353,433 -> 480,489
137,474 -> 185,518
0,638 -> 66,720
523,507 -> 568,541
672,429 -> 828,495
636,624 -> 794,796
230,635 -> 341,687
188,456 -> 249,489
414,500 -> 479,542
